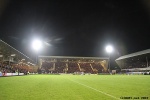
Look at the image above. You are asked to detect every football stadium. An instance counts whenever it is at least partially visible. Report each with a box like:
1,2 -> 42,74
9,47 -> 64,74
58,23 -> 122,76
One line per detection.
1,0 -> 150,99
0,39 -> 150,100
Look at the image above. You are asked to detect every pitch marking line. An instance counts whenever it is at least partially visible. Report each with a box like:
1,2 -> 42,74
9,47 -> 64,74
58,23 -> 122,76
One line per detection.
68,78 -> 119,100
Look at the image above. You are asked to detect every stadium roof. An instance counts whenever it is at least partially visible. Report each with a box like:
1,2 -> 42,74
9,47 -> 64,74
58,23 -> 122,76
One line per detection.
38,56 -> 109,60
0,39 -> 34,62
116,49 -> 150,61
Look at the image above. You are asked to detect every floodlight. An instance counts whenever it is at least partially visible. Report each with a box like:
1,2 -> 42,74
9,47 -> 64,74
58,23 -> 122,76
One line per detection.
105,45 -> 113,53
32,39 -> 42,51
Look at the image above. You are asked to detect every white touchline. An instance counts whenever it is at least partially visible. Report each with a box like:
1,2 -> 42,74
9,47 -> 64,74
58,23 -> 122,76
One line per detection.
68,78 -> 119,100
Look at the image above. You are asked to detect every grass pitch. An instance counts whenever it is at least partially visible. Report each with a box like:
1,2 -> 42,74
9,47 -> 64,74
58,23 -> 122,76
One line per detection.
0,75 -> 149,100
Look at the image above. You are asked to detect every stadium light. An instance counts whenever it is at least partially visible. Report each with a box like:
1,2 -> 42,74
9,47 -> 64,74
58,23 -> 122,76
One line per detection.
31,39 -> 43,64
105,45 -> 114,74
105,45 -> 113,53
32,39 -> 42,52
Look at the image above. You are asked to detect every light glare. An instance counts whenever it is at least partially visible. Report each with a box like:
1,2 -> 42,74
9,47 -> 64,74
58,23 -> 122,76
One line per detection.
32,39 -> 42,51
106,45 -> 113,53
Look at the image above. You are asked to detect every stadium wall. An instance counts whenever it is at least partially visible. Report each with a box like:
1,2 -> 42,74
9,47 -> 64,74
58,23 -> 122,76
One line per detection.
0,72 -> 24,77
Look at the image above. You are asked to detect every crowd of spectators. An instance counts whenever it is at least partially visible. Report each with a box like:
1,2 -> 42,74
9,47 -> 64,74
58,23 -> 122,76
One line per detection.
0,62 -> 20,76
0,62 -> 33,76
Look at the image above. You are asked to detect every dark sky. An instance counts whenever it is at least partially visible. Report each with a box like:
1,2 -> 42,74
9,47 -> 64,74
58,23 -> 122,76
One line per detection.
0,0 -> 150,59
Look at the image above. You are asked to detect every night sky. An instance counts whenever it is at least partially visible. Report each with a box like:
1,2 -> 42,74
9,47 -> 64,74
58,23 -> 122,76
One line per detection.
0,0 -> 150,60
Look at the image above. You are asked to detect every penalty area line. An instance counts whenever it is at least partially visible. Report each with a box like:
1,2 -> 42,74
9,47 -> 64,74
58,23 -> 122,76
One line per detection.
67,78 -> 119,100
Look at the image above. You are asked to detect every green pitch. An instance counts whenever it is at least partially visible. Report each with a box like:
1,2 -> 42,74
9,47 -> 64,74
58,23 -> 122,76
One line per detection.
0,75 -> 149,100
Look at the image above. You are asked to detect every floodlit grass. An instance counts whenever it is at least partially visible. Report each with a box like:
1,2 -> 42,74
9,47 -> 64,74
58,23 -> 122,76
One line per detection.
0,75 -> 150,100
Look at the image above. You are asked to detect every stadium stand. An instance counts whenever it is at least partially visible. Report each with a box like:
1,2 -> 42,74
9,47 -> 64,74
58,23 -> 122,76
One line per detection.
116,49 -> 150,75
0,39 -> 109,75
68,62 -> 80,73
79,63 -> 93,73
0,39 -> 37,76
38,56 -> 109,74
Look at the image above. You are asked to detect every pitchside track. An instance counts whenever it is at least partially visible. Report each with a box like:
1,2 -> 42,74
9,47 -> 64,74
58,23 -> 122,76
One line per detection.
0,75 -> 149,100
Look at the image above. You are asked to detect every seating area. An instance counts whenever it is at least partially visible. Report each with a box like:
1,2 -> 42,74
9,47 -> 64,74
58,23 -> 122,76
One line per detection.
41,61 -> 53,73
0,62 -> 15,73
68,62 -> 80,73
123,61 -> 150,69
41,60 -> 107,74
91,63 -> 103,73
0,40 -> 37,76
0,62 -> 35,76
54,62 -> 66,73
116,53 -> 150,72
0,62 -> 28,75
79,63 -> 93,73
